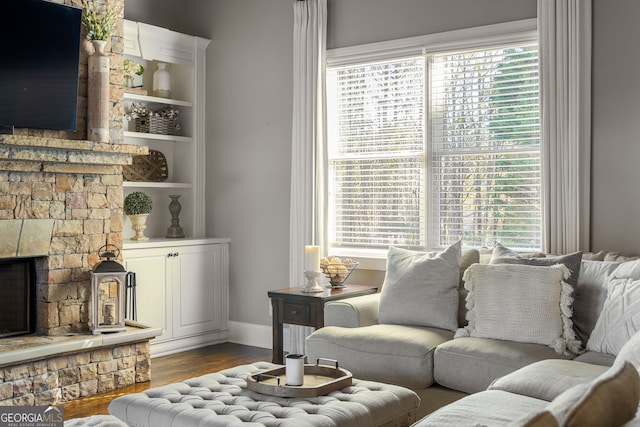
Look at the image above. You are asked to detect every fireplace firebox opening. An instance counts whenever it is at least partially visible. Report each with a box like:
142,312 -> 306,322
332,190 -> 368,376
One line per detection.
0,258 -> 36,338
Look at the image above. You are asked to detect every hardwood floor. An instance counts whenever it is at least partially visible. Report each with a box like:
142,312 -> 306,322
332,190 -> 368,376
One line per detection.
62,342 -> 272,420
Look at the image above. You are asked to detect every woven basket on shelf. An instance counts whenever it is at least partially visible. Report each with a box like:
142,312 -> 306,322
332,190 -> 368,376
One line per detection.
135,116 -> 179,135
122,149 -> 169,182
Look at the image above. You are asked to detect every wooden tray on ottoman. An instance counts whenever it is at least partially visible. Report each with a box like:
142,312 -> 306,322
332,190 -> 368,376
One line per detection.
246,360 -> 352,398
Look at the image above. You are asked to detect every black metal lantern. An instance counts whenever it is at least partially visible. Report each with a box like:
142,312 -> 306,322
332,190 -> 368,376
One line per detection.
90,244 -> 127,334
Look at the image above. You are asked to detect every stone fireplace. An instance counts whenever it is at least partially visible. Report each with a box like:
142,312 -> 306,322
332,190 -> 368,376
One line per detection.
0,0 -> 162,407
0,135 -> 147,335
0,137 -> 160,406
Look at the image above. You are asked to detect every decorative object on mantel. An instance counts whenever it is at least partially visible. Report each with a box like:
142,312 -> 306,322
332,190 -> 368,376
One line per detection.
320,256 -> 358,288
90,244 -> 127,334
125,103 -> 180,135
166,195 -> 185,238
86,38 -> 109,142
123,58 -> 146,94
153,62 -> 172,98
124,191 -> 153,241
81,0 -> 119,143
81,0 -> 118,41
123,149 -> 168,182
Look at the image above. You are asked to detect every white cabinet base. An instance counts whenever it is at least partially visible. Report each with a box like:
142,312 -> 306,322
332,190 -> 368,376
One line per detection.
123,238 -> 230,357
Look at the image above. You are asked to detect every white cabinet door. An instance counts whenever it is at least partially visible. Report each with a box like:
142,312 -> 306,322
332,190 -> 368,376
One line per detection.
123,240 -> 229,356
123,247 -> 173,342
172,244 -> 223,338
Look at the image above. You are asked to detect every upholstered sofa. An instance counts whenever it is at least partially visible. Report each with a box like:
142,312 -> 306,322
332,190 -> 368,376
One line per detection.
305,243 -> 640,425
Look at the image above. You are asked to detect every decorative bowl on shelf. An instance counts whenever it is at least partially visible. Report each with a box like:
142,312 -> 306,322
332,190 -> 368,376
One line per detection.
320,257 -> 358,288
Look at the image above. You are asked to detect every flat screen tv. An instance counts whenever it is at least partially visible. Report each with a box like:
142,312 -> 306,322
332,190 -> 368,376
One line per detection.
0,0 -> 82,132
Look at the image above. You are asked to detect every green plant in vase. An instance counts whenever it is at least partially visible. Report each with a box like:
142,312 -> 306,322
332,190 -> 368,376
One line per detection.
124,59 -> 145,88
124,191 -> 153,241
81,0 -> 119,41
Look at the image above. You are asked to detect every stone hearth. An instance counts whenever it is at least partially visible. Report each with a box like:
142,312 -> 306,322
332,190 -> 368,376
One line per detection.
0,324 -> 161,405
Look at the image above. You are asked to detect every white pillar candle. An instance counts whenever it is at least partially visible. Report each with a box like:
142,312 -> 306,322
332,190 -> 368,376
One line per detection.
103,303 -> 116,325
304,245 -> 320,272
285,354 -> 305,386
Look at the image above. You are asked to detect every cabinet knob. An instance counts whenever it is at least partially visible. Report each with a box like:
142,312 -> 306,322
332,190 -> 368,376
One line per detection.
290,308 -> 300,316
167,252 -> 179,258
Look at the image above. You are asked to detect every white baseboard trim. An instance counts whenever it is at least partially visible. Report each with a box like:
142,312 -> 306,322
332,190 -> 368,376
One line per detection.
150,330 -> 229,358
227,321 -> 271,349
228,321 -> 290,352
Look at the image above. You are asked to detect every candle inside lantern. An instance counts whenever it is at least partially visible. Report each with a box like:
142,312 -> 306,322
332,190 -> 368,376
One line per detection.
304,245 -> 320,272
103,303 -> 116,325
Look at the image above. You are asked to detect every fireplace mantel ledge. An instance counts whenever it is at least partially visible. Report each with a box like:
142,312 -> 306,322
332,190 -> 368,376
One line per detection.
0,135 -> 148,166
0,321 -> 161,367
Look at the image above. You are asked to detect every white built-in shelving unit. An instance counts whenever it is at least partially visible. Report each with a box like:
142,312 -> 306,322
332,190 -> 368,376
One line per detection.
121,20 -> 209,240
121,21 -> 228,356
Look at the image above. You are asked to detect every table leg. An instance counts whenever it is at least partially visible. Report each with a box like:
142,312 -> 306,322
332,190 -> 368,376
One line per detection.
271,299 -> 283,364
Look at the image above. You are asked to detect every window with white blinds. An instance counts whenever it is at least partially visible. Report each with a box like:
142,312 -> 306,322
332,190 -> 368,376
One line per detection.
326,36 -> 540,253
429,44 -> 540,250
327,58 -> 425,250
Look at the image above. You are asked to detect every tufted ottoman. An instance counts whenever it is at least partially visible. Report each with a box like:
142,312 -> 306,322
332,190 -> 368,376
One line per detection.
108,362 -> 420,426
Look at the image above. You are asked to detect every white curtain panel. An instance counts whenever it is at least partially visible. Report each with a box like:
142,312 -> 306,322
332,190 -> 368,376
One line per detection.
538,0 -> 592,254
289,0 -> 327,355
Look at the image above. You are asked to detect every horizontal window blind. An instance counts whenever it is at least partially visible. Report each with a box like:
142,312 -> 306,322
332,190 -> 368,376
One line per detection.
429,44 -> 540,249
326,40 -> 541,254
327,58 -> 425,249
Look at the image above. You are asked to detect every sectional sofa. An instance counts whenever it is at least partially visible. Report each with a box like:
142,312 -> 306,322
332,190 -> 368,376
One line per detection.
305,243 -> 640,426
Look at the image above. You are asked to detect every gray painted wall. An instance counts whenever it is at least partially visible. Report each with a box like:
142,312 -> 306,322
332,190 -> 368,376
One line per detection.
591,0 -> 640,255
125,0 -> 640,330
194,0 -> 295,327
124,1 -> 186,33
327,0 -> 535,48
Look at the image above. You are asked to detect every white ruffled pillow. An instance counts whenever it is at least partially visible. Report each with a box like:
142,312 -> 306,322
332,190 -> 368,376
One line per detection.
455,263 -> 582,356
587,259 -> 640,355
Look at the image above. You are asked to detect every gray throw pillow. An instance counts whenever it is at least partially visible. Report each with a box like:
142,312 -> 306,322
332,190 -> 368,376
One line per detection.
572,260 -> 620,345
379,241 -> 461,331
490,242 -> 582,290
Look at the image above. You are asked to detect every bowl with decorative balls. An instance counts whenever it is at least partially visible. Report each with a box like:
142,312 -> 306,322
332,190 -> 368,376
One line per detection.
320,256 -> 359,288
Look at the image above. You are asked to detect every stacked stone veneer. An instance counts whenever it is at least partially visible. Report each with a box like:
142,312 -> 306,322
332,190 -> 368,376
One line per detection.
0,342 -> 150,406
0,136 -> 147,335
0,0 -> 156,407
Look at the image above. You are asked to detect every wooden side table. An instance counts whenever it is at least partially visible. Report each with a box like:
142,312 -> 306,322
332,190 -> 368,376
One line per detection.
268,284 -> 378,364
